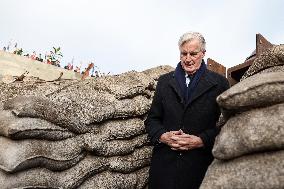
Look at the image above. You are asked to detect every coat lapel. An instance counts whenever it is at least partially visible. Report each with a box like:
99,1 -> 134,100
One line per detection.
186,70 -> 217,106
168,74 -> 184,103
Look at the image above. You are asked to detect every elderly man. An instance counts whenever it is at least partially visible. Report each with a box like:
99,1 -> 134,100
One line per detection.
145,32 -> 229,189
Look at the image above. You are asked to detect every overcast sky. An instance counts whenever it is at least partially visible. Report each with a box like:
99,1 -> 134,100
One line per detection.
1,0 -> 283,74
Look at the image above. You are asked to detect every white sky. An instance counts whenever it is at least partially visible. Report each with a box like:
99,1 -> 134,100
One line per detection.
1,0 -> 283,74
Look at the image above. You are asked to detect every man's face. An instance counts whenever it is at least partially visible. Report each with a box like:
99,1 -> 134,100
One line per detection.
180,39 -> 205,75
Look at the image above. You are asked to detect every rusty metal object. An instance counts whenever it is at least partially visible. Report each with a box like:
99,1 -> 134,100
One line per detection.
227,34 -> 274,86
207,58 -> 226,77
81,63 -> 94,80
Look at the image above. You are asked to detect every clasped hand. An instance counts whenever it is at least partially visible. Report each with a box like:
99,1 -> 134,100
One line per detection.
159,130 -> 204,151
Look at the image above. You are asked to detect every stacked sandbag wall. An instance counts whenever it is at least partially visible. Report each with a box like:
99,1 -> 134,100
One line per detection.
0,66 -> 173,189
200,45 -> 284,189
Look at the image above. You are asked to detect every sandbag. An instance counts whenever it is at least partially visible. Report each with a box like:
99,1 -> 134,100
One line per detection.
108,146 -> 152,173
142,65 -> 174,90
241,45 -> 284,80
0,110 -> 75,140
257,65 -> 284,74
89,71 -> 154,99
0,66 -> 172,108
213,103 -> 284,160
4,95 -> 151,132
0,155 -> 107,189
0,79 -> 79,105
84,133 -> 149,156
200,150 -> 284,189
3,95 -> 85,133
0,147 -> 151,189
0,109 -> 145,141
217,72 -> 284,111
92,118 -> 146,139
0,135 -> 85,172
0,132 -> 149,172
0,110 -> 145,140
79,167 -> 149,189
79,171 -> 138,189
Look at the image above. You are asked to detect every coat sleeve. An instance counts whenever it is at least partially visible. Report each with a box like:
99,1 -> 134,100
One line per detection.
144,78 -> 167,145
198,77 -> 230,149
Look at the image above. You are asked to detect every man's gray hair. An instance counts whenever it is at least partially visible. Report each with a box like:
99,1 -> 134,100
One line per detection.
178,32 -> 206,51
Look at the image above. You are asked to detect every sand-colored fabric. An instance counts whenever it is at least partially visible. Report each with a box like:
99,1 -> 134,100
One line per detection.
84,133 -> 149,156
79,167 -> 149,189
0,110 -> 75,140
0,133 -> 149,172
241,45 -> 284,80
4,95 -> 151,133
91,118 -> 146,139
213,103 -> 284,160
200,150 -> 284,189
108,146 -> 152,173
0,147 -> 151,189
0,79 -> 79,104
0,66 -> 172,188
142,65 -> 174,90
89,71 -> 153,99
257,65 -> 284,74
217,72 -> 284,111
0,109 -> 145,141
0,135 -> 85,172
0,155 -> 107,189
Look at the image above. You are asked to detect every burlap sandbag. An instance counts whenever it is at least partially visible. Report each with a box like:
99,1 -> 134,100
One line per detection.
83,133 -> 149,156
217,72 -> 284,111
0,66 -> 172,109
3,95 -> 86,133
142,65 -> 174,90
0,110 -> 75,140
79,167 -> 149,189
200,150 -> 284,189
92,118 -> 146,139
0,147 -> 151,189
213,103 -> 284,160
0,79 -> 79,105
108,146 -> 152,173
0,135 -> 85,172
0,132 -> 149,172
0,155 -> 107,189
89,71 -> 154,99
257,65 -> 284,75
0,111 -> 145,141
4,95 -> 151,133
241,45 -> 284,80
